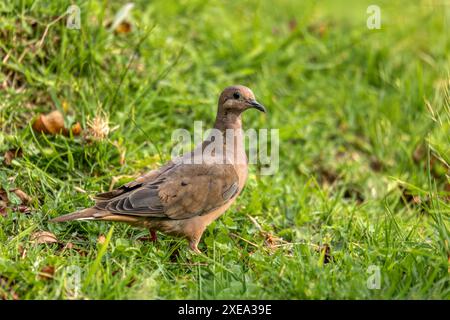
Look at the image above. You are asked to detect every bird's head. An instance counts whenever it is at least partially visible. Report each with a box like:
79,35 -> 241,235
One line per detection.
218,85 -> 266,115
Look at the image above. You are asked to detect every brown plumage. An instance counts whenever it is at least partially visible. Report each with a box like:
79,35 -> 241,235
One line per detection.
50,85 -> 266,253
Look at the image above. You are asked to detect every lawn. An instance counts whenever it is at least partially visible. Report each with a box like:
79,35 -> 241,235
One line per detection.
0,0 -> 449,299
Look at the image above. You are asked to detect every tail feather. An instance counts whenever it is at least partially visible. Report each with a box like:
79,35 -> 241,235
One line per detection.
49,208 -> 105,223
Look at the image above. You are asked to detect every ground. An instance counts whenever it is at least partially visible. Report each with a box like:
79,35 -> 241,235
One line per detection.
0,0 -> 449,299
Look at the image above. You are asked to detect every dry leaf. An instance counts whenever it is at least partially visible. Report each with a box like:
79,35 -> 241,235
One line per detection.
3,148 -> 22,165
0,191 -> 8,203
32,110 -> 65,135
39,265 -> 55,280
0,188 -> 32,216
0,203 -> 7,217
30,231 -> 58,244
12,189 -> 31,204
33,110 -> 82,137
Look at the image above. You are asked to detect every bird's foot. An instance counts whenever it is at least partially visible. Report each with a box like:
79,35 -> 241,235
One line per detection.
189,241 -> 202,254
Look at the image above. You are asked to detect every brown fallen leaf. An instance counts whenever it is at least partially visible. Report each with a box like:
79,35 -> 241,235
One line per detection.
39,265 -> 55,280
32,110 -> 82,136
0,201 -> 7,217
11,188 -> 32,204
30,231 -> 58,244
33,110 -> 65,135
0,188 -> 32,216
3,148 -> 22,165
0,190 -> 8,203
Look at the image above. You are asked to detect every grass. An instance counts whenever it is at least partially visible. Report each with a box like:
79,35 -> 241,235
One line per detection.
0,0 -> 449,299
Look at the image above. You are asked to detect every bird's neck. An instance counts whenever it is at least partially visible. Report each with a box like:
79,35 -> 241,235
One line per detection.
209,110 -> 247,169
213,111 -> 242,131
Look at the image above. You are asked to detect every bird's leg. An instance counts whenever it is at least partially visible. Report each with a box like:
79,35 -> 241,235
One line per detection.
150,230 -> 157,242
188,228 -> 205,254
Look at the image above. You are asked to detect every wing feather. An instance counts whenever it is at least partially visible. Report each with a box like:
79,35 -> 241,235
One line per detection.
95,163 -> 239,220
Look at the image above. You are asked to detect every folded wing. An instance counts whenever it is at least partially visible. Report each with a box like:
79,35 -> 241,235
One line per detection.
94,163 -> 239,220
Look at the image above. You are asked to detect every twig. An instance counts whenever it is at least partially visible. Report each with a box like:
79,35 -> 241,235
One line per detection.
246,214 -> 263,232
229,232 -> 259,248
36,13 -> 68,49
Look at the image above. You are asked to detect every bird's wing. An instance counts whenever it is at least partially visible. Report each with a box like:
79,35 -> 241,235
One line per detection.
93,161 -> 176,201
95,163 -> 240,220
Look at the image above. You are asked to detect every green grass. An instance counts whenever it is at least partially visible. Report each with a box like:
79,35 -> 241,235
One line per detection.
0,0 -> 449,299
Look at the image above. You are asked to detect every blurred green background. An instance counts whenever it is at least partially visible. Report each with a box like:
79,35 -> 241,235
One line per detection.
0,0 -> 449,299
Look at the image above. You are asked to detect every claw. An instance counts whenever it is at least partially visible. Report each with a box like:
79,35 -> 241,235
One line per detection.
189,241 -> 202,254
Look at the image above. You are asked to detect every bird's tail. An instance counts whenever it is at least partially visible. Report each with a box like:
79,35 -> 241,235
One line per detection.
49,207 -> 104,223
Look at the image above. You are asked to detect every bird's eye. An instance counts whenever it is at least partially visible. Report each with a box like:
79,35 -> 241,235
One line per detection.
233,92 -> 241,99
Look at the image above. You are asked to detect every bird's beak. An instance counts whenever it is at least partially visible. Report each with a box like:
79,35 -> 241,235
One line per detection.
247,100 -> 266,113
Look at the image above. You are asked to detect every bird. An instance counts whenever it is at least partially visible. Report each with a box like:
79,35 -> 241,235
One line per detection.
50,85 -> 266,253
